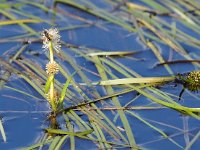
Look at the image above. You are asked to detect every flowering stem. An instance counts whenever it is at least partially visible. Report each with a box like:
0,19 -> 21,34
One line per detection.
49,41 -> 56,112
49,42 -> 54,63
42,28 -> 61,112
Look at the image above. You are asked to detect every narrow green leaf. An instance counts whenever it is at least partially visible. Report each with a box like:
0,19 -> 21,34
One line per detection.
0,119 -> 6,142
0,19 -> 41,26
99,77 -> 175,85
59,71 -> 77,104
54,135 -> 68,150
49,136 -> 62,150
0,3 -> 23,9
46,128 -> 93,136
63,113 -> 75,150
20,1 -> 49,12
45,75 -> 54,93
87,51 -> 138,57
22,137 -> 53,150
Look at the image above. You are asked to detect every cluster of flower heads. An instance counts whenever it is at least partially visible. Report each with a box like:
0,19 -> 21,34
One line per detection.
46,90 -> 59,103
185,71 -> 200,92
42,28 -> 61,53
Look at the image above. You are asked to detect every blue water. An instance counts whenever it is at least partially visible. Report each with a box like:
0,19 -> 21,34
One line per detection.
0,1 -> 200,150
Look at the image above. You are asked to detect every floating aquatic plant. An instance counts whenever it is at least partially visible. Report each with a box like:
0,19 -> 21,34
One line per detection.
42,28 -> 61,112
1,1 -> 200,149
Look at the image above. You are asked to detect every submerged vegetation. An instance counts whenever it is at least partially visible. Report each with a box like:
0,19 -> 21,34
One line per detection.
0,0 -> 200,149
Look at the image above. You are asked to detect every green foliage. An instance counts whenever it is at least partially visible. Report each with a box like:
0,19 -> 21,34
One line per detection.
0,0 -> 200,149
58,71 -> 77,105
45,75 -> 54,93
0,119 -> 6,142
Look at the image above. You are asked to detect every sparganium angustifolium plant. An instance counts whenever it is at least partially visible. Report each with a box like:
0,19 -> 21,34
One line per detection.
42,28 -> 61,112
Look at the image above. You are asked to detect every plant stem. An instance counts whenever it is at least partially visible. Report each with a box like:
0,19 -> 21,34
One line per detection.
49,42 -> 54,62
49,41 -> 56,111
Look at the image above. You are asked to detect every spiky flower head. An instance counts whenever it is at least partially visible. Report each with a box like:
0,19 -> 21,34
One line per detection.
46,61 -> 59,75
185,71 -> 200,92
42,28 -> 61,53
